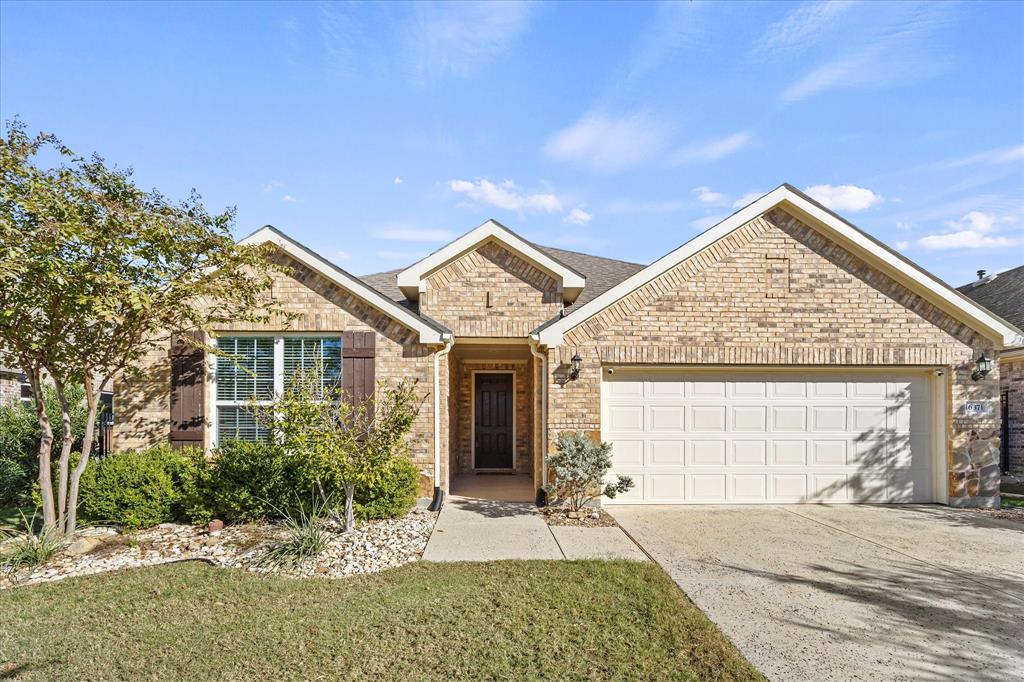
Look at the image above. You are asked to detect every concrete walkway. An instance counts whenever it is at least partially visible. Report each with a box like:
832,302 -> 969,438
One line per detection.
421,475 -> 647,562
611,505 -> 1024,682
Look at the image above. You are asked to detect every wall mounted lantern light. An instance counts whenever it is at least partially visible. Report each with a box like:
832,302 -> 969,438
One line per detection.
971,353 -> 993,381
569,353 -> 582,381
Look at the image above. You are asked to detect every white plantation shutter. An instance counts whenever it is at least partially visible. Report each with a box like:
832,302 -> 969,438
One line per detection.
216,337 -> 274,400
283,337 -> 343,393
216,406 -> 270,443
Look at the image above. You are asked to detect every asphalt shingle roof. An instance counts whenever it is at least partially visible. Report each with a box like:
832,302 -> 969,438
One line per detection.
358,245 -> 645,310
957,265 -> 1024,333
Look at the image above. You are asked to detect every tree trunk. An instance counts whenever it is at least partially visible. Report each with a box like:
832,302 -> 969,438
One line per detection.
64,374 -> 101,536
343,483 -> 356,532
316,478 -> 345,529
53,375 -> 75,532
27,366 -> 57,531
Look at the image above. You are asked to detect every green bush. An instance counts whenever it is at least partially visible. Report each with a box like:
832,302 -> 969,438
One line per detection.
186,440 -> 311,524
78,445 -> 203,530
354,457 -> 419,521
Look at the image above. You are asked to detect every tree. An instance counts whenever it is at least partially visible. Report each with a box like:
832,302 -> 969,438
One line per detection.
254,366 -> 423,531
0,119 -> 282,535
543,432 -> 634,513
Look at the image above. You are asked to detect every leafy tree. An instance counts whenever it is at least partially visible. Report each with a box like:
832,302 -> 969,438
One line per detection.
253,367 -> 423,531
0,119 -> 282,534
544,432 -> 634,512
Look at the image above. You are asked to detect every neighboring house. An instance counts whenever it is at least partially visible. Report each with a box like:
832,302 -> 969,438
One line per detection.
115,185 -> 1021,508
959,265 -> 1024,476
0,367 -> 25,406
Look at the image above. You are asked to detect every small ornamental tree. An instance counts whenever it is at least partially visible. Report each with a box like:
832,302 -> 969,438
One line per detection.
0,120 -> 283,535
544,432 -> 634,512
253,366 -> 423,532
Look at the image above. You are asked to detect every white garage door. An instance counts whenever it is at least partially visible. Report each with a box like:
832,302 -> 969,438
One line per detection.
602,370 -> 938,504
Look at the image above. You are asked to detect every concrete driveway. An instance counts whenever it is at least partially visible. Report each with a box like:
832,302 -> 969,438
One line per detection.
610,505 -> 1024,682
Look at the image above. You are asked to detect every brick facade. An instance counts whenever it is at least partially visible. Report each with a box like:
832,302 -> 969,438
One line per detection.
0,372 -> 20,406
1002,356 -> 1024,476
420,240 -> 562,337
550,207 -> 1001,507
114,250 -> 446,495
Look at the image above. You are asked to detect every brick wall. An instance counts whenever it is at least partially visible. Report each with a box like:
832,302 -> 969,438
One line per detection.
549,207 -> 1001,506
114,249 -> 444,495
1002,356 -> 1024,476
0,373 -> 20,406
420,240 -> 563,337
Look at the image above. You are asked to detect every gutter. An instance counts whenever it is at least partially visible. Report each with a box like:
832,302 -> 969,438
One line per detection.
528,336 -> 549,497
430,334 -> 454,511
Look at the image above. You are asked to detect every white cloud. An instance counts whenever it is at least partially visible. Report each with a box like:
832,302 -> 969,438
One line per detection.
563,207 -> 592,226
281,195 -> 297,203
334,250 -> 351,262
936,144 -> 1024,170
448,179 -> 562,213
671,131 -> 752,165
692,186 -> 726,205
917,212 -> 1020,250
754,1 -> 859,57
407,1 -> 531,83
375,226 -> 456,242
690,214 -> 725,231
544,112 -> 669,172
732,190 -> 764,208
804,184 -> 882,212
779,48 -> 880,103
895,241 -> 910,251
261,180 -> 282,193
393,176 -> 403,185
896,220 -> 912,231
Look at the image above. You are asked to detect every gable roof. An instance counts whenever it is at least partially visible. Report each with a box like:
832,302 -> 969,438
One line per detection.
957,265 -> 1024,334
360,246 -> 643,309
395,220 -> 587,302
536,184 -> 1024,348
239,226 -> 449,344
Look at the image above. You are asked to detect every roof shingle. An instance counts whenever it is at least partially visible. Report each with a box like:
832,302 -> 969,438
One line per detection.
957,265 -> 1024,332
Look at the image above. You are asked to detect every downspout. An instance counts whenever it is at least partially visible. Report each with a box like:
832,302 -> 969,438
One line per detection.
430,333 -> 454,511
528,335 -> 548,503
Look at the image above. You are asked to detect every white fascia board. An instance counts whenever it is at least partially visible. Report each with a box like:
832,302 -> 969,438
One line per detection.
239,226 -> 446,344
539,186 -> 1023,348
396,220 -> 586,302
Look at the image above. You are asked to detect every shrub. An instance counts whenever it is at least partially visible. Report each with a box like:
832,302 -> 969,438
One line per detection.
257,501 -> 331,568
354,457 -> 419,521
78,445 -> 203,530
186,440 -> 311,524
544,432 -> 634,512
0,511 -> 62,572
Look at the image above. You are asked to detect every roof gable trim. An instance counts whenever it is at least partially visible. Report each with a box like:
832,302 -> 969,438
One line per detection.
239,226 -> 447,344
537,185 -> 1023,348
396,220 -> 586,302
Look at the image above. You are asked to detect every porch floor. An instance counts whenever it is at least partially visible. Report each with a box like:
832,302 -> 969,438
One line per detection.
450,473 -> 534,502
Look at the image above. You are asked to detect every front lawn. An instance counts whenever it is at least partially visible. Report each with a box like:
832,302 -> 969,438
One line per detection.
0,560 -> 761,681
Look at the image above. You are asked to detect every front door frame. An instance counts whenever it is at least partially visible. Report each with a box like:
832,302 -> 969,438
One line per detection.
471,369 -> 516,471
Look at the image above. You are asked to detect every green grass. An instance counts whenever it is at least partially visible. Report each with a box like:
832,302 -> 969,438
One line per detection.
1001,496 -> 1024,509
0,560 -> 762,681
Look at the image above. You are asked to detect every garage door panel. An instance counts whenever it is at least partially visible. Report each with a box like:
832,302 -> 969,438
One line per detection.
603,370 -> 936,504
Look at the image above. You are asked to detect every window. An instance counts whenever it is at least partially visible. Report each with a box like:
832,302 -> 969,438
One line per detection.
213,335 -> 342,444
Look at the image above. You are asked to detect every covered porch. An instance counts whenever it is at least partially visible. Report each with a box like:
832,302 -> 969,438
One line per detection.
444,341 -> 544,500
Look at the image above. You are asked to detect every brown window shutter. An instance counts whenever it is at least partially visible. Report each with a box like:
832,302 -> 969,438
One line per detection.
342,331 -> 376,413
169,330 -> 206,449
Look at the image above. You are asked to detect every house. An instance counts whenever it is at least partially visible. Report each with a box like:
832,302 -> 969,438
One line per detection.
959,265 -> 1024,477
0,366 -> 24,406
115,185 -> 1022,508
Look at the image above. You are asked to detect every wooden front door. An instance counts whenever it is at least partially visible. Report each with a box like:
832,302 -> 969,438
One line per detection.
474,373 -> 514,469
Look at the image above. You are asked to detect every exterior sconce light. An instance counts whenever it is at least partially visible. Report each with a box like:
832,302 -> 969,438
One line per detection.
971,353 -> 993,381
569,353 -> 582,381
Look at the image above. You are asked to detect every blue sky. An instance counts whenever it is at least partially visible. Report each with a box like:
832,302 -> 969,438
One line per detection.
2,1 -> 1022,286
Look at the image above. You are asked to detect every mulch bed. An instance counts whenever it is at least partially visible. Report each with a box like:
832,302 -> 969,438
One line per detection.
540,507 -> 618,527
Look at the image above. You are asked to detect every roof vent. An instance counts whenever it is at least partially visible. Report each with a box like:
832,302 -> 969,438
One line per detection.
977,269 -> 987,280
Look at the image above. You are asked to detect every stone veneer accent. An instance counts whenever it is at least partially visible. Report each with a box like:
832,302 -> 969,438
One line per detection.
420,240 -> 563,337
1002,355 -> 1024,476
550,207 -> 1001,506
449,359 -> 533,475
114,249 -> 446,495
